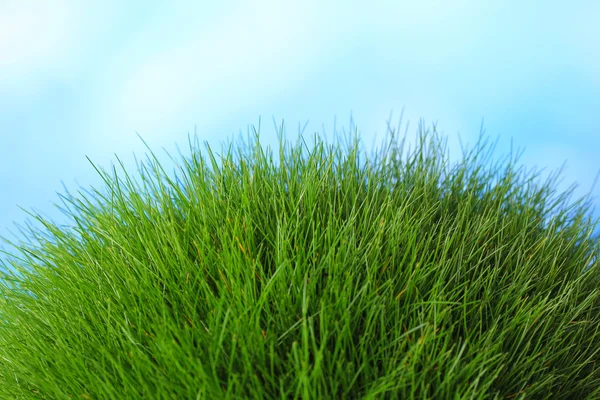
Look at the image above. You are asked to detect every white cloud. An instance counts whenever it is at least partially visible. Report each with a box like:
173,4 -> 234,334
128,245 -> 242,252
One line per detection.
113,0 -> 344,134
0,0 -> 81,86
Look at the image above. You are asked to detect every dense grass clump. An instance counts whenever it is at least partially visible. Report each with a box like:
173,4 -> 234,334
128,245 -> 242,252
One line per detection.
1,119 -> 600,399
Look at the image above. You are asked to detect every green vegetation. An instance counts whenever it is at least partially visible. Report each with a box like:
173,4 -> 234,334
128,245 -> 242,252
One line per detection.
1,119 -> 599,399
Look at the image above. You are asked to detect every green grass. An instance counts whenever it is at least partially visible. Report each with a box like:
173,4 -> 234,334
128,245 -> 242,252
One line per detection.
1,118 -> 600,399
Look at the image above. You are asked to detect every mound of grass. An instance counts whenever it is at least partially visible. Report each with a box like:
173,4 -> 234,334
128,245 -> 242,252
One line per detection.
1,119 -> 600,399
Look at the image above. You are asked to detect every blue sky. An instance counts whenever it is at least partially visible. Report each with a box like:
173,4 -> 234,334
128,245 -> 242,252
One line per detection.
1,0 -> 599,251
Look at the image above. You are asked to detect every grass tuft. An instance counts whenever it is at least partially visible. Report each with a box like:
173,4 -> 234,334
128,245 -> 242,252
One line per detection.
1,118 -> 599,399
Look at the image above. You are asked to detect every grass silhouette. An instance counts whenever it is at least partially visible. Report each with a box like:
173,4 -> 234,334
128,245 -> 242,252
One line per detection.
1,117 -> 599,399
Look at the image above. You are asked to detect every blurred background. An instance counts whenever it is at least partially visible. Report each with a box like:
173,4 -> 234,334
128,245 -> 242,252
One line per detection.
1,0 -> 599,256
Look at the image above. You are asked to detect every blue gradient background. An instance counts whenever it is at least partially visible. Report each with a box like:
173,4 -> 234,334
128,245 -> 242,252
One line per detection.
1,1 -> 599,254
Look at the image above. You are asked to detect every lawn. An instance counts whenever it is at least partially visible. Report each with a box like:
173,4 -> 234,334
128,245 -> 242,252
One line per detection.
1,119 -> 599,399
